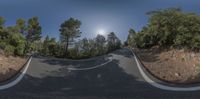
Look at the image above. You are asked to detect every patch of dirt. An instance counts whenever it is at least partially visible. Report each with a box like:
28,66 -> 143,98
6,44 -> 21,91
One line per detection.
133,46 -> 200,84
0,53 -> 27,83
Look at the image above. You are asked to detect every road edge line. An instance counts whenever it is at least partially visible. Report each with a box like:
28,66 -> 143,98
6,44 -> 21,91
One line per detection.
0,57 -> 32,90
130,48 -> 200,91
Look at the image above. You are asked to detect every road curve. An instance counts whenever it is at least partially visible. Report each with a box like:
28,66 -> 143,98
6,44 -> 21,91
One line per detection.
130,49 -> 200,91
0,48 -> 200,99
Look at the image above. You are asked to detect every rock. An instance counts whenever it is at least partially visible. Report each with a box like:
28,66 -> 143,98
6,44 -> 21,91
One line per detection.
186,53 -> 195,61
175,73 -> 181,77
194,63 -> 198,67
181,54 -> 186,61
171,51 -> 177,60
191,53 -> 195,58
181,57 -> 185,62
171,51 -> 175,58
179,49 -> 184,52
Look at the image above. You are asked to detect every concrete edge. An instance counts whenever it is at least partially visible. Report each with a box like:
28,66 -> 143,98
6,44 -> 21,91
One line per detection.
129,48 -> 200,91
0,57 -> 32,90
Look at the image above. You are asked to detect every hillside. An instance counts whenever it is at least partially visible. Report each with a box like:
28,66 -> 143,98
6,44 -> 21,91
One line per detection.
134,47 -> 200,83
0,50 -> 27,82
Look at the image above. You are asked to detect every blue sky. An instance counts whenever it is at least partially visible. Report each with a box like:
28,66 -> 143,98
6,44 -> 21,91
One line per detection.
0,0 -> 200,41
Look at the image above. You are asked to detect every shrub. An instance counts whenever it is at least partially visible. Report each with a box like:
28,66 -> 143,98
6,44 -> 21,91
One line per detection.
15,44 -> 25,56
0,41 -> 7,49
190,35 -> 200,50
4,45 -> 15,56
68,48 -> 79,59
132,8 -> 200,51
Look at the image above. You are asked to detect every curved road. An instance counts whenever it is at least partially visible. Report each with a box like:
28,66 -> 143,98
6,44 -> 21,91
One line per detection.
0,48 -> 200,99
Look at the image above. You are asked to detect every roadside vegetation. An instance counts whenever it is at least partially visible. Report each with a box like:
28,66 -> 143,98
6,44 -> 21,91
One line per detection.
127,8 -> 200,50
0,17 -> 121,59
0,17 -> 41,56
0,16 -> 121,82
38,18 -> 121,59
0,17 -> 41,82
126,8 -> 200,83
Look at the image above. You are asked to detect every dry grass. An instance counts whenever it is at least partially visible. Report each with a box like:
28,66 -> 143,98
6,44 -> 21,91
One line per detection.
0,54 -> 27,82
134,47 -> 200,83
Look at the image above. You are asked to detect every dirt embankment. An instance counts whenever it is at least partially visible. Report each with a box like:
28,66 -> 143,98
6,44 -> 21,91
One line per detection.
134,46 -> 200,84
0,52 -> 27,82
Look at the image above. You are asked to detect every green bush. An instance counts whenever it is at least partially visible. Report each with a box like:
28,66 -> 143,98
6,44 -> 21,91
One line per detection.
8,33 -> 26,56
15,44 -> 25,56
190,35 -> 200,50
4,45 -> 15,55
0,41 -> 7,49
68,48 -> 79,59
132,8 -> 200,51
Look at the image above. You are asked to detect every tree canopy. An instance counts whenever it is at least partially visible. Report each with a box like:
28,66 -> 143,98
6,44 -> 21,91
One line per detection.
128,8 -> 200,51
59,18 -> 81,57
0,17 -> 122,58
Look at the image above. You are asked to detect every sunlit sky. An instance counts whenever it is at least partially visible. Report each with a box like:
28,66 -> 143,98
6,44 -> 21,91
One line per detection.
1,0 -> 200,41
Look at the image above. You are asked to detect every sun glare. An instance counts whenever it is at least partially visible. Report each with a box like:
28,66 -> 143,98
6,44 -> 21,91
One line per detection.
97,29 -> 106,35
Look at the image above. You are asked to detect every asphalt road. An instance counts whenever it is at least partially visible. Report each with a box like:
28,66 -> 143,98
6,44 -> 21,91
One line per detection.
0,48 -> 200,99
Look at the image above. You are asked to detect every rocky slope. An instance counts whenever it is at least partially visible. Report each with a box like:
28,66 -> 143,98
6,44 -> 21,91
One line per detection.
134,47 -> 200,84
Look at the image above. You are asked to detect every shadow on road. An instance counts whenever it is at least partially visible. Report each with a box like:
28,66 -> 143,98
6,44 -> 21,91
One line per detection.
0,59 -> 156,98
0,49 -> 199,99
37,55 -> 112,68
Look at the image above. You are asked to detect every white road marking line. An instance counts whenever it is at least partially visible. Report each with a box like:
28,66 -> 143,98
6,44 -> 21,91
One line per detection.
3,49 -> 199,91
0,55 -> 111,90
0,57 -> 32,90
67,56 -> 113,71
130,49 -> 200,91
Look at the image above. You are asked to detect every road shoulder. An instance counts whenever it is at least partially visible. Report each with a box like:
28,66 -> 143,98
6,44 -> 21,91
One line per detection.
130,48 -> 200,91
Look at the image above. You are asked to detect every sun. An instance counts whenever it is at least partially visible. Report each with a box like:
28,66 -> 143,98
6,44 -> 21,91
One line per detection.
97,29 -> 106,35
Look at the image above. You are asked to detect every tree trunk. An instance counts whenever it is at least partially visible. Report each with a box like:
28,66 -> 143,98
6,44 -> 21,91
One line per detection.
65,37 -> 69,57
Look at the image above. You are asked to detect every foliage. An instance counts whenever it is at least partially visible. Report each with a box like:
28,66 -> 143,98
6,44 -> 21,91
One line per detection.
107,32 -> 121,52
0,16 -> 122,58
0,17 -> 7,40
59,18 -> 81,57
129,8 -> 200,51
24,17 -> 42,53
26,17 -> 42,42
61,33 -> 121,59
42,36 -> 57,56
190,35 -> 200,50
95,34 -> 106,55
16,18 -> 26,35
127,28 -> 136,47
68,45 -> 80,59
4,45 -> 15,56
9,32 -> 26,56
0,17 -> 42,56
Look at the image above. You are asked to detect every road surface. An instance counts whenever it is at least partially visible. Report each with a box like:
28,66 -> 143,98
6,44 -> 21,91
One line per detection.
0,48 -> 200,99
